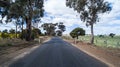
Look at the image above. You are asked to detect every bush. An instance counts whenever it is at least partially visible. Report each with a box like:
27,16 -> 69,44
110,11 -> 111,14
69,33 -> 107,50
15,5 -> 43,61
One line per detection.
70,27 -> 85,39
1,33 -> 9,38
19,28 -> 41,40
109,33 -> 115,38
98,35 -> 104,38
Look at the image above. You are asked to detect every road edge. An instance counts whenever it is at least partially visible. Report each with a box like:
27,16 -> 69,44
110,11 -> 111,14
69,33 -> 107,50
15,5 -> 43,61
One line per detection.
1,38 -> 51,67
71,44 -> 115,67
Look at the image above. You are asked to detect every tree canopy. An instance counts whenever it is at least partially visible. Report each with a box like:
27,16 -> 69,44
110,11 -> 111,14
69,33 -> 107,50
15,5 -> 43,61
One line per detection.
0,0 -> 44,41
109,33 -> 115,38
66,0 -> 112,44
9,29 -> 15,34
41,22 -> 66,36
41,23 -> 57,36
70,27 -> 85,39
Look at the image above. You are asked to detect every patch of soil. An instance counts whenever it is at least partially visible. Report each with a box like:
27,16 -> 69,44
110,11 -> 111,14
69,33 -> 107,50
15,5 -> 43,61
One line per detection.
0,42 -> 38,65
0,37 -> 49,66
65,40 -> 120,67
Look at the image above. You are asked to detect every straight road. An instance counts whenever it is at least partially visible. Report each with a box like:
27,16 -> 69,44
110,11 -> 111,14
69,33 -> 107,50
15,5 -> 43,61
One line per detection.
9,37 -> 108,67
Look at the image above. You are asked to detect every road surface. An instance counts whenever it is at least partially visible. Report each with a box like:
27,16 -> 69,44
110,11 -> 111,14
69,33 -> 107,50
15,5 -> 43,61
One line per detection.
9,37 -> 108,67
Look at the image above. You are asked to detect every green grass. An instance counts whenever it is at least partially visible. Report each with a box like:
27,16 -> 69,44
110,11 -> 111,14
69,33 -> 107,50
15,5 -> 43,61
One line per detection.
79,35 -> 120,48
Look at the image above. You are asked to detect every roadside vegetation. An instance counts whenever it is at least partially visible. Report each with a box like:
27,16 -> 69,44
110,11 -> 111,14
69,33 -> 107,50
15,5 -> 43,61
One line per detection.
0,0 -> 119,55
0,28 -> 43,47
79,35 -> 120,48
66,0 -> 112,44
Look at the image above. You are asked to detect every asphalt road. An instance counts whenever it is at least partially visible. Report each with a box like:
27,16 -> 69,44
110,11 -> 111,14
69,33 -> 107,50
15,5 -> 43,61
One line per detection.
9,37 -> 108,67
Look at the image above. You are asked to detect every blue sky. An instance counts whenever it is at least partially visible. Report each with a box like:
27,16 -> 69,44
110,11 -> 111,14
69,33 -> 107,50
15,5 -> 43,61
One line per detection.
0,0 -> 120,35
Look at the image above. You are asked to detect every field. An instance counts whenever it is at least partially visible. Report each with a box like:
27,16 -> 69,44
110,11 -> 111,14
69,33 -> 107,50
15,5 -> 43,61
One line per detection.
79,35 -> 120,48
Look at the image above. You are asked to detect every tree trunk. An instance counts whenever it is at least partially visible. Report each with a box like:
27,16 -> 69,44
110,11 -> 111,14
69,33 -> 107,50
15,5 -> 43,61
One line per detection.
26,18 -> 32,41
90,24 -> 94,44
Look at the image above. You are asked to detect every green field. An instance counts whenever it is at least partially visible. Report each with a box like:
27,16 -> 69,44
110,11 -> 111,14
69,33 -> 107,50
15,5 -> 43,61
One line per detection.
79,35 -> 120,48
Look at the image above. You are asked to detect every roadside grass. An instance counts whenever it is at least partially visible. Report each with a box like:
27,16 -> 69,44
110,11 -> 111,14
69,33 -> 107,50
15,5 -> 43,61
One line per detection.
0,36 -> 48,47
79,35 -> 120,48
0,38 -> 28,47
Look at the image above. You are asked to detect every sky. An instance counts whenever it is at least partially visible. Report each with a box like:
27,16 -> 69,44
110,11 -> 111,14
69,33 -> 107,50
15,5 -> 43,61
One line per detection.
0,0 -> 120,35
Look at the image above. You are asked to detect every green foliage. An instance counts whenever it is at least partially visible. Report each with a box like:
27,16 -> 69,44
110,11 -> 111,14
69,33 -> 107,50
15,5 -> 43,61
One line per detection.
66,0 -> 112,44
109,33 -> 115,38
41,23 -> 57,36
9,33 -> 18,38
32,28 -> 41,38
58,22 -> 66,32
19,28 -> 41,40
56,30 -> 62,36
0,0 -> 44,41
41,22 -> 66,36
98,35 -> 105,38
70,27 -> 85,38
9,29 -> 15,34
57,22 -> 66,36
19,29 -> 27,39
2,29 -> 8,33
66,0 -> 112,25
0,0 -> 10,21
1,33 -> 9,38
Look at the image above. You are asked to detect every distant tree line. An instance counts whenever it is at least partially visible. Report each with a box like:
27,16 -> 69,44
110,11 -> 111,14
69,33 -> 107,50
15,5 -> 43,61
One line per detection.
0,28 -> 42,39
98,33 -> 116,38
41,22 -> 66,36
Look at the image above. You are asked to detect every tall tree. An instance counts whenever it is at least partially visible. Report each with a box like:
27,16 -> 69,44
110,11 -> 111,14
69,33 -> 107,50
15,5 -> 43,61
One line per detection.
57,22 -> 66,36
66,0 -> 112,44
41,23 -> 57,36
0,0 -> 44,41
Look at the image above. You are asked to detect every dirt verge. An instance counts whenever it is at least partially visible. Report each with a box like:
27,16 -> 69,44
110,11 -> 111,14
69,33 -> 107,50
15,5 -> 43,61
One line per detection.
65,40 -> 120,67
0,37 -> 50,67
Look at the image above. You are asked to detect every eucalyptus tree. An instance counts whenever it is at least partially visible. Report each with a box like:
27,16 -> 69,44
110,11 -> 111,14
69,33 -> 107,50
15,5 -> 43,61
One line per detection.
57,22 -> 66,36
0,0 -> 10,22
0,0 -> 44,41
66,0 -> 112,44
41,23 -> 57,36
58,22 -> 65,32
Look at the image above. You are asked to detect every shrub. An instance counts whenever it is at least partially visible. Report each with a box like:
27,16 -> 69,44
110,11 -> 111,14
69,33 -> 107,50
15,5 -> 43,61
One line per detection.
70,27 -> 85,39
1,33 -> 9,38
